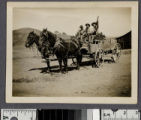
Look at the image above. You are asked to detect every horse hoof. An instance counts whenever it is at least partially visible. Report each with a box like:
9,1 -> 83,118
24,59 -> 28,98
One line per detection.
47,69 -> 51,72
62,71 -> 66,74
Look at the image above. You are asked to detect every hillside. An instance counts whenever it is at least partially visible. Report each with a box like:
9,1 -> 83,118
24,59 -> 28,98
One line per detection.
55,31 -> 71,40
13,28 -> 71,47
13,28 -> 41,47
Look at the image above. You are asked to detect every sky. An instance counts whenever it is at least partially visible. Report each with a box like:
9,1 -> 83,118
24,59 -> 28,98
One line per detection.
13,7 -> 131,37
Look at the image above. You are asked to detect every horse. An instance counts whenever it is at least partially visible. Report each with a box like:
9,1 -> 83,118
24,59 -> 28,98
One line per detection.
25,31 -> 51,72
40,28 -> 82,72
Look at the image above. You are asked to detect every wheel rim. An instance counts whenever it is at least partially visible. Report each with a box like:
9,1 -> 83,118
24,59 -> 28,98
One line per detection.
95,54 -> 100,67
113,44 -> 121,61
116,43 -> 121,58
96,59 -> 100,67
112,54 -> 117,62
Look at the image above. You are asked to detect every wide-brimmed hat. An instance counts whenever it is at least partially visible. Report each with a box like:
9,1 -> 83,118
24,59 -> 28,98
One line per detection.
85,23 -> 90,27
91,22 -> 97,26
80,25 -> 83,28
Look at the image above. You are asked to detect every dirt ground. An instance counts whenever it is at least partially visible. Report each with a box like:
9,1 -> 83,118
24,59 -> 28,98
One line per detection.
13,47 -> 131,97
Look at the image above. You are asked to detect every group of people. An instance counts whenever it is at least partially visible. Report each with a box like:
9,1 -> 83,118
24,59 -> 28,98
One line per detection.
75,17 -> 99,44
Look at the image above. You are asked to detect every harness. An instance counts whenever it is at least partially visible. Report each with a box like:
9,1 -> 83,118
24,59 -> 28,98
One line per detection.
54,37 -> 78,60
54,37 -> 70,59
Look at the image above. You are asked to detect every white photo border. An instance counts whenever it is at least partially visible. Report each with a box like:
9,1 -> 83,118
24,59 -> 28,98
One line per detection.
6,1 -> 138,104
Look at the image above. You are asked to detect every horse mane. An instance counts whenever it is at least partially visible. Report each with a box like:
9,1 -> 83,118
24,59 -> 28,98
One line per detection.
48,31 -> 56,38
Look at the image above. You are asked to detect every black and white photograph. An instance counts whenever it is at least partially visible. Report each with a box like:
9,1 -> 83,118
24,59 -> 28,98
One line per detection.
6,2 -> 138,103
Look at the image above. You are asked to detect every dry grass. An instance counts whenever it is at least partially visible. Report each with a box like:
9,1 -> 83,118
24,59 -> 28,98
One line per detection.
13,46 -> 131,97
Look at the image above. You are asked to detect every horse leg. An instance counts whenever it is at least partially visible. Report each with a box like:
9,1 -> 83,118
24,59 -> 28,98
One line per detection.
58,58 -> 63,72
63,58 -> 68,72
46,59 -> 51,72
76,52 -> 82,70
76,56 -> 80,70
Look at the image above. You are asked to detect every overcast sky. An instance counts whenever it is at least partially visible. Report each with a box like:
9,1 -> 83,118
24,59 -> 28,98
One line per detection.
13,7 -> 131,37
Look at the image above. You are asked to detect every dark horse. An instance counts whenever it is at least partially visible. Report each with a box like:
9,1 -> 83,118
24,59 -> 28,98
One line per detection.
40,28 -> 82,72
25,31 -> 51,72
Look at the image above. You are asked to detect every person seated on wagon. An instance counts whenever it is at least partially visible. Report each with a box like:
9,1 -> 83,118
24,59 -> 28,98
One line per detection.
83,23 -> 91,43
90,17 -> 99,42
75,25 -> 84,44
82,23 -> 93,53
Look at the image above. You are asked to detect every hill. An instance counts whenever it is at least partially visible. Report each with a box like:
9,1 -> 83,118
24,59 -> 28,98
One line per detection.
13,28 -> 41,47
54,31 -> 71,40
13,28 -> 71,47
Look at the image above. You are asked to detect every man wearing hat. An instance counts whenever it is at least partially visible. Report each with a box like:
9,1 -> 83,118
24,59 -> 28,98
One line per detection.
76,25 -> 84,44
91,16 -> 99,41
83,23 -> 91,43
82,23 -> 92,53
91,21 -> 99,35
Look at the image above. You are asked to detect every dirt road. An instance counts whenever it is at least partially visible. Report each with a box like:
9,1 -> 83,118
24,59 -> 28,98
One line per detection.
13,48 -> 131,97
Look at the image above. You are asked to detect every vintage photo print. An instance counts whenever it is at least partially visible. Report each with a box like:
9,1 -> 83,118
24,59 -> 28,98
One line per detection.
6,2 -> 138,103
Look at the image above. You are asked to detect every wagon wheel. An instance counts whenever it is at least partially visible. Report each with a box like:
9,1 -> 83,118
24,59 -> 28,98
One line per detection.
92,52 -> 101,68
95,56 -> 100,68
112,43 -> 121,62
116,43 -> 121,58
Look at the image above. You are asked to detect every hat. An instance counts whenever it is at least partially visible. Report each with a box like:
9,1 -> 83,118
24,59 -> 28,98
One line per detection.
85,23 -> 90,27
91,22 -> 97,26
80,25 -> 83,28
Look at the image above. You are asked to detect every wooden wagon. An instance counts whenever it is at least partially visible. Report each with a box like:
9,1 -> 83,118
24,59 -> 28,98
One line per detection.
79,37 -> 121,68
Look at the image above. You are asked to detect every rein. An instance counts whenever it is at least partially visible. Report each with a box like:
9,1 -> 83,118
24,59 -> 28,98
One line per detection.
66,39 -> 71,58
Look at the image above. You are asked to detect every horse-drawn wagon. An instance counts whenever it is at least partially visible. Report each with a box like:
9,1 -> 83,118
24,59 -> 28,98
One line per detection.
101,38 -> 121,62
25,28 -> 121,72
79,37 -> 121,68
